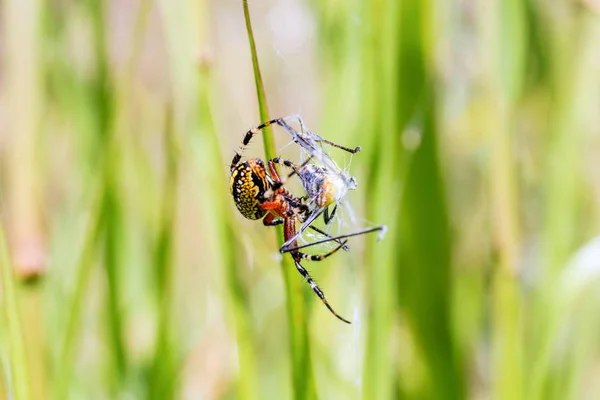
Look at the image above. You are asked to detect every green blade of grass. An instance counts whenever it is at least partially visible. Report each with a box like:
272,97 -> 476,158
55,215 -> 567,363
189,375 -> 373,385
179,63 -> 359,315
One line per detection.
242,1 -> 275,156
148,105 -> 179,399
374,0 -> 464,396
55,2 -> 126,396
397,87 -> 465,398
480,1 -> 526,398
103,162 -> 127,384
89,0 -> 127,389
2,0 -> 44,398
0,222 -> 31,400
54,185 -> 105,399
242,2 -> 317,398
361,0 -> 399,398
530,7 -> 593,399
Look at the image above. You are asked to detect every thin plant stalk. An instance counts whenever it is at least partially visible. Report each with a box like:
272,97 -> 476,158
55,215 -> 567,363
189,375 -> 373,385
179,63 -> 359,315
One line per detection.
242,1 -> 275,155
54,187 -> 105,399
361,0 -> 398,398
3,0 -> 45,397
479,1 -> 526,398
242,2 -> 317,398
89,1 -> 127,384
0,222 -> 31,400
363,0 -> 465,396
56,2 -> 126,396
103,159 -> 127,385
148,106 -> 179,399
531,9 -> 589,398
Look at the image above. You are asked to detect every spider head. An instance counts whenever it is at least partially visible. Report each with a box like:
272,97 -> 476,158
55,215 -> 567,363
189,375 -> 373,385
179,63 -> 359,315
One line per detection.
230,159 -> 269,220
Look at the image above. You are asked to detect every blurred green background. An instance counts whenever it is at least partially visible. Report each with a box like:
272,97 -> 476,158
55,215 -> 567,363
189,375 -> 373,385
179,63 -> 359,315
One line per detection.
1,0 -> 600,399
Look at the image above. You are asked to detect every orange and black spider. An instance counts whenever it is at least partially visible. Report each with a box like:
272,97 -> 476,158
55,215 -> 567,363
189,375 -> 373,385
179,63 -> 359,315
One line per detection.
230,117 -> 385,324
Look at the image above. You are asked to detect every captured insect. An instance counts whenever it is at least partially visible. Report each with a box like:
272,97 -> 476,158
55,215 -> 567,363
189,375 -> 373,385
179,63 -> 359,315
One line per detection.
230,116 -> 386,323
243,115 -> 386,249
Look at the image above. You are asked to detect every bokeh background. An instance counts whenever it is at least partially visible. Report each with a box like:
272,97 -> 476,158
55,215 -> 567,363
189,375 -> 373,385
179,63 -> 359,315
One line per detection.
1,0 -> 600,399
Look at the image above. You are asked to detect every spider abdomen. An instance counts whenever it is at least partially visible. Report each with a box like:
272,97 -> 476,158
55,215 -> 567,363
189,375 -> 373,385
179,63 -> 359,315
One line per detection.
230,159 -> 269,220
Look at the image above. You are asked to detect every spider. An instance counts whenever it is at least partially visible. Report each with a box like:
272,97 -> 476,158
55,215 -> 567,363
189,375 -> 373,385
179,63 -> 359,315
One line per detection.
230,116 -> 386,323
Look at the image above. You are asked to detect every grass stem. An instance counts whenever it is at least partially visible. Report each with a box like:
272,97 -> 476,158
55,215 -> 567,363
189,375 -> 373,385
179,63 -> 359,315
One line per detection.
242,2 -> 317,398
54,188 -> 104,399
0,222 -> 31,400
148,105 -> 179,399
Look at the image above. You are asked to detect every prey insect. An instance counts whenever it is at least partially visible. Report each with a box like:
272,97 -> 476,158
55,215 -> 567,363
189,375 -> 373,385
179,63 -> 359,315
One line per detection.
241,115 -> 387,249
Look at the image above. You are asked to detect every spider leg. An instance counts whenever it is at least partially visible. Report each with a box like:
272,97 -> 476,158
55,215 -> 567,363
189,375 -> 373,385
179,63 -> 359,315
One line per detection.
308,225 -> 350,251
323,205 -> 337,225
292,258 -> 351,324
284,218 -> 350,324
231,116 -> 317,173
283,115 -> 361,154
271,118 -> 315,150
271,157 -> 302,176
262,213 -> 283,226
295,240 -> 347,261
282,225 -> 387,253
230,117 -> 291,172
313,138 -> 361,154
263,156 -> 314,197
